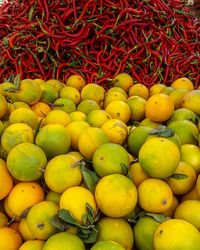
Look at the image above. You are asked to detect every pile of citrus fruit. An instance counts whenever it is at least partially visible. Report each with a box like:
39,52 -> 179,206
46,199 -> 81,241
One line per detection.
0,74 -> 200,250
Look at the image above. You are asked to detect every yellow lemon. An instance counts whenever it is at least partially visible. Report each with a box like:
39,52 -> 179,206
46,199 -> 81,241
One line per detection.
66,74 -> 86,91
129,83 -> 149,100
45,109 -> 71,126
171,77 -> 194,90
59,86 -> 81,105
112,73 -> 133,92
81,83 -> 105,106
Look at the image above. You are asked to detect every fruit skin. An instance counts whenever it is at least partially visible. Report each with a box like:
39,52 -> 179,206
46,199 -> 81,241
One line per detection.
19,239 -> 45,250
91,240 -> 126,250
138,179 -> 173,213
97,217 -> 134,250
134,216 -> 160,250
92,143 -> 130,177
167,108 -> 197,124
174,200 -> 200,230
7,142 -> 47,181
0,227 -> 23,250
0,158 -> 13,200
112,73 -> 133,92
139,137 -> 180,179
154,219 -> 200,250
182,89 -> 200,115
197,174 -> 200,196
0,93 -> 7,118
95,174 -> 137,217
171,77 -> 194,90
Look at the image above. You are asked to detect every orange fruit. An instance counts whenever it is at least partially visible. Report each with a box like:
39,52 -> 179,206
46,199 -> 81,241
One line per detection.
9,101 -> 30,114
69,111 -> 86,121
181,186 -> 200,202
129,83 -> 149,100
0,159 -> 13,200
31,102 -> 52,117
160,86 -> 174,95
167,161 -> 196,195
35,124 -> 71,159
182,89 -> 200,115
149,83 -> 166,96
53,97 -> 76,114
128,162 -> 149,188
0,227 -> 22,250
92,143 -> 130,177
19,239 -> 45,250
112,73 -> 133,92
0,211 -> 8,227
95,174 -> 137,217
138,178 -> 173,213
81,83 -> 105,106
6,182 -> 44,219
26,201 -> 59,240
45,79 -> 65,92
169,88 -> 189,110
59,86 -> 81,105
145,94 -> 174,122
105,100 -> 131,124
78,127 -> 109,159
1,123 -> 34,153
7,142 -> 47,181
162,195 -> 179,218
45,109 -> 71,126
196,174 -> 200,196
33,78 -> 46,85
44,154 -> 82,193
139,137 -> 180,178
45,190 -> 61,204
60,186 -> 97,223
103,91 -> 127,108
106,86 -> 127,97
42,232 -> 85,250
127,96 -> 146,122
171,77 -> 194,90
86,109 -> 111,127
167,108 -> 197,124
77,99 -> 100,115
66,74 -> 86,91
18,218 -> 36,241
39,83 -> 58,104
101,119 -> 128,145
0,93 -> 7,119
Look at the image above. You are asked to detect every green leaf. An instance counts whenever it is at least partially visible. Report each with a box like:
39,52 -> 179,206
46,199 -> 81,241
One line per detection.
169,173 -> 188,179
159,128 -> 175,137
50,214 -> 69,231
58,209 -> 81,227
79,226 -> 99,244
149,126 -> 175,137
145,212 -> 170,223
120,163 -> 129,175
13,74 -> 21,89
80,164 -> 99,193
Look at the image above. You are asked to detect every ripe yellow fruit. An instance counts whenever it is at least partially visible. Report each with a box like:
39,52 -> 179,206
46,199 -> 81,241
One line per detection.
171,77 -> 194,90
145,94 -> 174,122
45,109 -> 71,126
81,83 -> 105,106
19,239 -> 45,250
0,227 -> 22,250
0,211 -> 8,227
95,174 -> 137,217
127,96 -> 146,122
112,73 -> 133,92
66,74 -> 86,91
182,90 -> 200,115
18,218 -> 36,241
138,178 -> 173,213
0,159 -> 13,200
149,83 -> 166,96
128,162 -> 149,188
129,83 -> 149,100
86,109 -> 111,127
59,86 -> 81,105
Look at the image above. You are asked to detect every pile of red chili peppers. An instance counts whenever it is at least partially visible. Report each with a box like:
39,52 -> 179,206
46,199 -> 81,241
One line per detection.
0,0 -> 199,87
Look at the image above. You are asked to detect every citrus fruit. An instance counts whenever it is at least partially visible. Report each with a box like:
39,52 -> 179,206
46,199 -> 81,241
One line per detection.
78,127 -> 109,159
45,79 -> 65,92
182,89 -> 200,115
138,137 -> 180,178
128,83 -> 149,100
169,88 -> 189,110
59,86 -> 81,105
92,143 -> 130,177
69,111 -> 86,121
60,186 -> 97,223
134,216 -> 160,250
97,217 -> 134,250
139,118 -> 162,129
167,108 -> 197,124
145,94 -> 174,122
45,109 -> 71,126
9,101 -> 30,113
171,77 -> 194,90
95,174 -> 137,217
9,107 -> 39,130
26,201 -> 59,240
0,211 -> 8,227
167,161 -> 196,195
128,126 -> 152,157
154,219 -> 200,250
66,74 -> 86,91
1,123 -> 34,153
53,97 -> 76,113
77,99 -> 100,115
128,162 -> 149,188
42,232 -> 85,250
19,239 -> 45,250
180,144 -> 200,174
81,83 -> 105,106
66,121 -> 90,150
0,227 -> 22,250
167,120 -> 199,145
39,83 -> 58,104
0,120 -> 4,138
101,119 -> 128,145
181,186 -> 200,202
6,181 -> 44,219
112,73 -> 133,92
31,102 -> 52,117
149,83 -> 166,96
174,200 -> 200,230
103,91 -> 127,108
0,159 -> 13,200
91,240 -> 126,250
18,218 -> 36,241
106,87 -> 127,97
127,96 -> 146,122
162,195 -> 179,218
46,190 -> 61,204
86,109 -> 111,127
105,100 -> 131,124
196,174 -> 200,196
7,142 -> 47,181
33,78 -> 46,85
44,154 -> 82,193
35,124 -> 71,159
138,178 -> 173,213
160,86 -> 174,95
